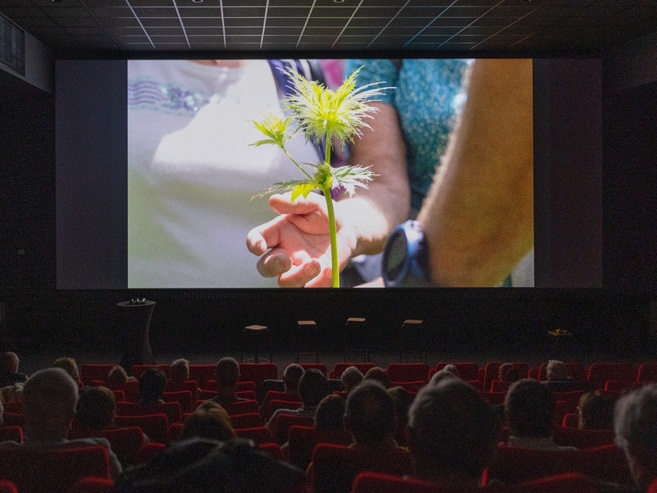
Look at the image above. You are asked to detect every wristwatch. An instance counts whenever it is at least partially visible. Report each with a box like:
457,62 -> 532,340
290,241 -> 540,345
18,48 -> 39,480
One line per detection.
382,220 -> 434,287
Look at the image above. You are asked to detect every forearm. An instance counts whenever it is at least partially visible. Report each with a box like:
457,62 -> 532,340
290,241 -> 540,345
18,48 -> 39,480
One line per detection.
418,59 -> 534,287
337,102 -> 410,257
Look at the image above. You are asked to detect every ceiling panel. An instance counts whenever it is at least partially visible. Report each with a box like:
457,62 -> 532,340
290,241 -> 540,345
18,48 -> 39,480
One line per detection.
0,0 -> 654,56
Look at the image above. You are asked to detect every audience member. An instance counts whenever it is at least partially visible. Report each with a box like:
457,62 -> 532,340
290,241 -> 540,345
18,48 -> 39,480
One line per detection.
138,368 -> 167,405
363,367 -> 390,389
499,363 -> 521,383
114,438 -> 307,493
282,363 -> 304,399
106,365 -> 136,386
169,358 -> 191,383
442,364 -> 460,378
344,381 -> 400,452
340,366 -> 363,394
211,357 -> 247,407
74,386 -> 116,431
578,391 -> 615,430
314,393 -> 346,434
505,378 -> 575,450
0,351 -> 27,388
388,386 -> 413,446
429,368 -> 459,386
0,367 -> 122,478
614,384 -> 657,492
542,360 -> 594,393
408,378 -> 498,487
179,401 -> 236,442
53,356 -> 83,388
267,368 -> 330,434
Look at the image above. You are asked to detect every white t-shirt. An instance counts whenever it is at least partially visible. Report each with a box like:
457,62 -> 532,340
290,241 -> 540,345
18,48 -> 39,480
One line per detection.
128,60 -> 320,287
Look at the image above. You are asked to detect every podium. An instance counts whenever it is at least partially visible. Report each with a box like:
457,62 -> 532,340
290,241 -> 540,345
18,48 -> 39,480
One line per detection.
116,300 -> 156,370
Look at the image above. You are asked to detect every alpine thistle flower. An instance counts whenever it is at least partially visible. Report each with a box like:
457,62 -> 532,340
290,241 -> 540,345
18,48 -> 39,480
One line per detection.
251,65 -> 387,287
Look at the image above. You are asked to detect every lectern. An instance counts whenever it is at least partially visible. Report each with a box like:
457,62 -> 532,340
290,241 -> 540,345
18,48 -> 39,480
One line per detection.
116,300 -> 156,370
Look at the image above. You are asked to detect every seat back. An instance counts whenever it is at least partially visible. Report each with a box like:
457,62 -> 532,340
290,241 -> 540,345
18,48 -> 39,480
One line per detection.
0,481 -> 18,493
386,363 -> 430,383
165,380 -> 199,402
235,426 -> 274,444
311,443 -> 413,493
162,390 -> 193,414
69,426 -> 145,466
223,399 -> 260,416
274,413 -> 314,444
188,364 -> 216,388
352,472 -> 459,493
487,444 -> 633,487
105,380 -> 139,402
552,426 -> 616,449
435,362 -> 479,382
114,414 -> 169,444
0,445 -> 110,493
80,364 -> 117,386
587,363 -> 636,390
239,363 -> 278,390
637,363 -> 657,383
230,412 -> 264,429
0,425 -> 23,443
116,401 -> 182,424
68,476 -> 115,493
490,380 -> 512,392
287,425 -> 352,470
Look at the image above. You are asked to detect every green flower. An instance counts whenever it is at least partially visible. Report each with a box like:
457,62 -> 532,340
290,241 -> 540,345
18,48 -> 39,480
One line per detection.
251,65 -> 386,287
283,66 -> 386,147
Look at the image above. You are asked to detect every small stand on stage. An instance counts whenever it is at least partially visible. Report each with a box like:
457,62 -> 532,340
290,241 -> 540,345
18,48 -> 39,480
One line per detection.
116,300 -> 156,371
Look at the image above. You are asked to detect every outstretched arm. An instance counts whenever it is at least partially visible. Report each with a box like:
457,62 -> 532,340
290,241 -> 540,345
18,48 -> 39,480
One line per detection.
417,58 -> 534,287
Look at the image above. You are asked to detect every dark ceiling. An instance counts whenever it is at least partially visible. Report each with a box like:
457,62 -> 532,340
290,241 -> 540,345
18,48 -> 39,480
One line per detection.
1,0 -> 656,57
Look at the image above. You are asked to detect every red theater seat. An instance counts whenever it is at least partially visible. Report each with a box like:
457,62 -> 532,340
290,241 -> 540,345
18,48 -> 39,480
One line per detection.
0,444 -> 110,493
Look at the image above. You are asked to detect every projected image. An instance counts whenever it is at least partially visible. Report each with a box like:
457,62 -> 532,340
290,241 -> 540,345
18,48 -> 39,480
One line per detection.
127,59 -> 534,289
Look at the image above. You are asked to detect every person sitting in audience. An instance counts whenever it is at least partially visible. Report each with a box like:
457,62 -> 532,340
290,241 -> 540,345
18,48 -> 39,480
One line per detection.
106,365 -> 136,386
0,367 -> 122,478
340,366 -> 363,395
578,391 -> 615,430
315,393 -> 346,435
138,368 -> 167,405
168,357 -> 199,399
74,386 -> 116,431
0,351 -> 27,388
363,367 -> 390,389
542,359 -> 594,392
53,356 -> 83,389
505,378 -> 575,450
267,368 -> 330,435
499,363 -> 521,383
429,368 -> 460,386
388,386 -> 413,447
282,363 -> 304,400
344,381 -> 402,453
211,357 -> 247,407
179,401 -> 236,442
408,378 -> 498,487
614,384 -> 657,492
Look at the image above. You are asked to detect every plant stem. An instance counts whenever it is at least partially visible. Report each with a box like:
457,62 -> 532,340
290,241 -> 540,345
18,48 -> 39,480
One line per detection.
321,185 -> 340,288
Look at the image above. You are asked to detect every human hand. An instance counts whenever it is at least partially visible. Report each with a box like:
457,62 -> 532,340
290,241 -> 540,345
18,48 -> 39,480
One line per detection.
246,193 -> 357,287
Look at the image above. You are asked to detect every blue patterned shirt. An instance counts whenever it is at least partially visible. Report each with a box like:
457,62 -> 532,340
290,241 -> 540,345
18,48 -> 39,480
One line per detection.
344,59 -> 471,210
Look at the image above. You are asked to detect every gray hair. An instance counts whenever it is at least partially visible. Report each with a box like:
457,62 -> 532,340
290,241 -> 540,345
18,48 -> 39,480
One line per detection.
546,360 -> 568,380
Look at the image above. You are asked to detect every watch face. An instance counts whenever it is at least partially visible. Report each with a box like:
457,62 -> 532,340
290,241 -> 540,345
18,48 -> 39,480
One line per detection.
384,229 -> 408,281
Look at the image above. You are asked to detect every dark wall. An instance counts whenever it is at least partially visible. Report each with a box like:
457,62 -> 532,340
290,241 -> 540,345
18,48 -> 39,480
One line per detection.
602,81 -> 657,293
0,70 -> 55,289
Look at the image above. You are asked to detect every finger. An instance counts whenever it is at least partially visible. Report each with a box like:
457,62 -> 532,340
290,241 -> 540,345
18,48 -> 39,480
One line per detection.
246,215 -> 286,255
256,251 -> 293,278
303,265 -> 334,288
269,193 -> 324,216
277,259 -> 322,288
